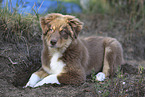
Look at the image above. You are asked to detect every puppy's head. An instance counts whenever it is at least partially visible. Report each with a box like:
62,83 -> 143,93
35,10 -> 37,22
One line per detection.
40,13 -> 83,49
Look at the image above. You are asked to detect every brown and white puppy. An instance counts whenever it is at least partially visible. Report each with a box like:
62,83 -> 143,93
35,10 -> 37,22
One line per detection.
25,13 -> 124,88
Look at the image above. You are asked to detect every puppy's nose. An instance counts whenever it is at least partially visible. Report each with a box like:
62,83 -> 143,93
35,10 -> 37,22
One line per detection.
50,39 -> 57,45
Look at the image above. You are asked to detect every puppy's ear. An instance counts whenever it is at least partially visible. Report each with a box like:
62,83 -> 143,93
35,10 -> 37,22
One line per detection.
40,17 -> 46,33
66,15 -> 83,39
40,13 -> 63,34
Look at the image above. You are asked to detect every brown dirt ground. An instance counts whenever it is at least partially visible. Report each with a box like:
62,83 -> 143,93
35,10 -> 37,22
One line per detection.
0,14 -> 145,97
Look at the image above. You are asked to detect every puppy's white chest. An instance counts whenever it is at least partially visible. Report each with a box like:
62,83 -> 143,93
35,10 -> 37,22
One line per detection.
49,52 -> 66,74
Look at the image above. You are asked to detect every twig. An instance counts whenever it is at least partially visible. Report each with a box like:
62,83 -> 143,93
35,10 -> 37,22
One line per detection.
8,57 -> 18,65
0,55 -> 18,65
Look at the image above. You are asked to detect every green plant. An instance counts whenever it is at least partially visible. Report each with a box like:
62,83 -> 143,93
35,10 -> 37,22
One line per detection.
91,69 -> 96,82
95,80 -> 111,97
138,65 -> 144,83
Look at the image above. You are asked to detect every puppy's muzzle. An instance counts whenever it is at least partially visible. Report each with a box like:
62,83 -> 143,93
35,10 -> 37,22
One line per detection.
50,39 -> 57,46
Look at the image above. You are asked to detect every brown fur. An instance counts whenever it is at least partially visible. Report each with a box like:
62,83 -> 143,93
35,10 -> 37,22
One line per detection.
34,13 -> 124,85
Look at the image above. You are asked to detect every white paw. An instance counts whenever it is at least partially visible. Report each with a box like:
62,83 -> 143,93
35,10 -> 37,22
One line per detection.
34,74 -> 60,87
24,73 -> 41,88
96,72 -> 105,81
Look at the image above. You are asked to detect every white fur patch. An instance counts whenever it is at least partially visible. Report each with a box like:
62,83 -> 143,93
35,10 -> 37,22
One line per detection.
50,52 -> 65,74
24,73 -> 41,88
34,74 -> 60,87
96,72 -> 105,81
44,52 -> 66,75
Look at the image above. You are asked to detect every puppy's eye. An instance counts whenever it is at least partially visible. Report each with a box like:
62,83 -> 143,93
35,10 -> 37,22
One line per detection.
60,30 -> 66,35
49,28 -> 53,31
43,29 -> 49,35
60,30 -> 68,39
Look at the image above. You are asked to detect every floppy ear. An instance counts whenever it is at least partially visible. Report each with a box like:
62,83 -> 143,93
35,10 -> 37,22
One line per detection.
40,13 -> 63,34
66,15 -> 83,39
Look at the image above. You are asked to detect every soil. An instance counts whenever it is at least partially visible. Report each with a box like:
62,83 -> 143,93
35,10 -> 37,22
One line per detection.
0,14 -> 145,97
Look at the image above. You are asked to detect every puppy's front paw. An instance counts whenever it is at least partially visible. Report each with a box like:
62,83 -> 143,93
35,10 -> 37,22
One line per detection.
34,74 -> 60,87
96,72 -> 105,81
24,73 -> 41,88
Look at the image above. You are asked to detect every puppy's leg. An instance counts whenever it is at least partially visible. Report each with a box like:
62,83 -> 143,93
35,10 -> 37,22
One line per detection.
34,71 -> 86,87
95,47 -> 112,81
57,71 -> 86,85
102,47 -> 114,77
102,39 -> 123,78
24,68 -> 49,88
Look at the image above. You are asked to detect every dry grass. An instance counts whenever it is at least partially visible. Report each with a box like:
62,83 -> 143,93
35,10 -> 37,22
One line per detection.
0,5 -> 41,42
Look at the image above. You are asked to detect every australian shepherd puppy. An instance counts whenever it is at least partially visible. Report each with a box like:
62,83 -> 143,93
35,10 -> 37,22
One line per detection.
25,13 -> 124,88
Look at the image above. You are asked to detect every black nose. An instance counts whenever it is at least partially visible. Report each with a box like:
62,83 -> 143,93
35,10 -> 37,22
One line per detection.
50,39 -> 57,45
